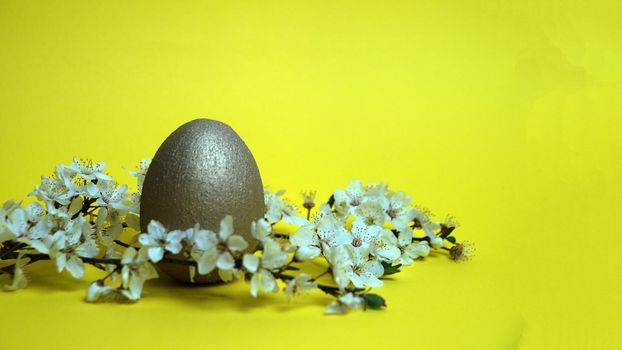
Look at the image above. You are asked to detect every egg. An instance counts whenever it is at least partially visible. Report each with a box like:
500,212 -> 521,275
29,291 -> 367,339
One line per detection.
139,119 -> 265,283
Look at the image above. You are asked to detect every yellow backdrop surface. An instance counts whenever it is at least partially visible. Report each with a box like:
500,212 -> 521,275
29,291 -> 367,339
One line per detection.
0,1 -> 620,349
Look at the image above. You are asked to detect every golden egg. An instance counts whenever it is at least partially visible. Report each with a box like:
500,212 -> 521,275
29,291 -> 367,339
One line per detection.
140,119 -> 265,283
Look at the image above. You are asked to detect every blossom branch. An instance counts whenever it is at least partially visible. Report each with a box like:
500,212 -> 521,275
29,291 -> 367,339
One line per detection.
0,157 -> 472,313
2,251 -> 201,267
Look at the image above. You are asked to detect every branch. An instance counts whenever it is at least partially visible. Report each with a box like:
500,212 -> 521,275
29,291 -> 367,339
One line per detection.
271,271 -> 363,298
2,252 -> 198,267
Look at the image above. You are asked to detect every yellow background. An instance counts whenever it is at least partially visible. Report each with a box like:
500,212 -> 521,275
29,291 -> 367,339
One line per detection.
1,0 -> 620,349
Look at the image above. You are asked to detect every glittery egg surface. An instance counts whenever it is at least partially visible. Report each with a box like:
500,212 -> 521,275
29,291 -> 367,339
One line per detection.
140,118 -> 265,283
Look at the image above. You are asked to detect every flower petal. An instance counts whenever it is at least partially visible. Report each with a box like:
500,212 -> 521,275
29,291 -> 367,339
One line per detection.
227,235 -> 248,252
147,220 -> 166,238
66,255 -> 85,278
219,215 -> 234,240
55,254 -> 67,273
148,247 -> 164,263
121,247 -> 137,264
129,273 -> 145,297
290,226 -> 317,247
138,233 -> 153,246
216,252 -> 235,270
324,301 -> 347,315
363,259 -> 385,278
218,268 -> 234,282
260,270 -> 277,293
250,273 -> 259,297
374,245 -> 401,262
30,239 -> 49,254
243,254 -> 259,273
196,251 -> 218,275
295,245 -> 321,261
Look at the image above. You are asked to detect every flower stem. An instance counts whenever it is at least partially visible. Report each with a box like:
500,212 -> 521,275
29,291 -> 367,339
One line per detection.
0,264 -> 16,275
2,252 -> 198,267
113,240 -> 137,249
271,271 -> 363,298
99,266 -> 121,282
0,242 -> 27,260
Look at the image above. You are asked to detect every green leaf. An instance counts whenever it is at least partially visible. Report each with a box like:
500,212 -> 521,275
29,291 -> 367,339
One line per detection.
446,236 -> 456,244
381,261 -> 402,276
327,194 -> 335,208
440,226 -> 456,239
363,293 -> 387,309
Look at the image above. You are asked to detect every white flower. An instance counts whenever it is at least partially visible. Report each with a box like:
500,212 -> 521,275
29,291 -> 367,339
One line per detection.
381,191 -> 418,234
127,192 -> 141,214
371,228 -> 401,263
284,273 -> 316,299
395,225 -> 430,265
243,254 -> 277,297
3,251 -> 30,291
128,158 -> 151,192
251,218 -> 272,243
40,227 -> 99,278
397,236 -> 430,264
315,210 -> 352,248
85,281 -> 134,303
261,239 -> 289,269
364,182 -> 389,199
55,241 -> 98,279
65,237 -> 100,277
350,219 -> 381,248
382,191 -> 413,220
121,247 -> 158,299
189,216 -> 248,281
86,180 -> 129,210
1,199 -> 21,216
0,201 -> 19,242
43,195 -> 84,220
94,207 -> 124,248
29,175 -> 75,209
289,225 -> 321,261
350,219 -> 401,263
264,188 -> 308,226
327,244 -> 384,289
190,226 -> 219,275
409,208 -> 444,249
349,258 -> 384,289
30,229 -> 65,256
325,244 -> 355,290
214,215 -> 248,281
67,157 -> 112,181
27,215 -> 56,243
429,235 -> 444,249
30,217 -> 99,278
25,202 -> 44,223
353,200 -> 386,227
324,293 -> 365,315
56,163 -> 86,193
5,207 -> 29,241
138,220 -> 184,263
333,179 -> 365,216
243,240 -> 288,297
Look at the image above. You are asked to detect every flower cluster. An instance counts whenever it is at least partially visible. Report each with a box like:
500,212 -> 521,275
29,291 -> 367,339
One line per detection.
0,158 -> 472,314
